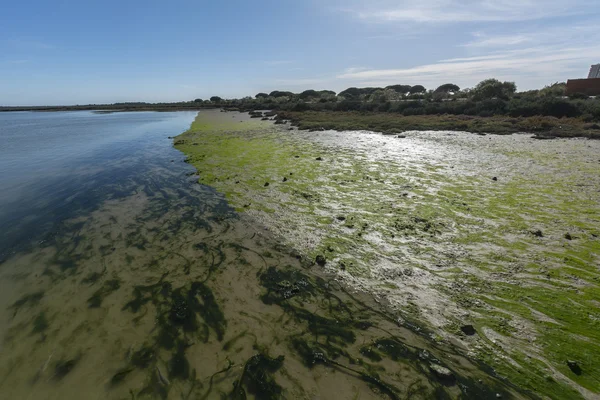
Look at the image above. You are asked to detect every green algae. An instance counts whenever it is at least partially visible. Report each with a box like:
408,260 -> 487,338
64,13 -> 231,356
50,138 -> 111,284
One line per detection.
174,110 -> 600,398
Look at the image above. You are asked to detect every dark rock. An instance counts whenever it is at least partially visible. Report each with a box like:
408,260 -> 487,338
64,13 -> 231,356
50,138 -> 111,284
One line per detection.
564,233 -> 573,240
396,135 -> 407,138
282,177 -> 287,182
477,132 -> 487,136
460,325 -> 476,336
315,255 -> 326,266
492,177 -> 498,181
531,229 -> 544,238
567,360 -> 582,375
261,117 -> 269,121
294,155 -> 300,158
315,157 -> 323,161
264,182 -> 270,187
336,216 -> 346,221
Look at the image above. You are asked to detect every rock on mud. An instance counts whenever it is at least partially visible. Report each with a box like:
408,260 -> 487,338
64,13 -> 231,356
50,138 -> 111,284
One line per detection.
567,360 -> 582,375
429,363 -> 455,383
460,325 -> 476,336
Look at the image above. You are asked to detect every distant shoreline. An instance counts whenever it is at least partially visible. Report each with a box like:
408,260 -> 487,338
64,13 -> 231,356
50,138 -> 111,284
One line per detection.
0,105 -> 214,112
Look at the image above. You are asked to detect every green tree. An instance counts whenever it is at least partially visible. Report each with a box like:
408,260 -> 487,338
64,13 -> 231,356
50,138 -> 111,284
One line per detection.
210,96 -> 223,102
269,91 -> 295,98
385,84 -> 412,94
472,79 -> 516,100
193,98 -> 203,103
338,87 -> 362,99
299,90 -> 319,99
434,83 -> 460,93
255,93 -> 269,99
409,85 -> 427,94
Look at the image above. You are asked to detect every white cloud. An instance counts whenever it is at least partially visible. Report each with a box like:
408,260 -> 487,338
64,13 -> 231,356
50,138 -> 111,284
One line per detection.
461,33 -> 530,48
336,45 -> 600,90
345,0 -> 594,24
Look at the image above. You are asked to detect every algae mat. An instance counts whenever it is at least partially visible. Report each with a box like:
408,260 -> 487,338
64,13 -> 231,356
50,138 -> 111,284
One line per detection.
176,109 -> 600,399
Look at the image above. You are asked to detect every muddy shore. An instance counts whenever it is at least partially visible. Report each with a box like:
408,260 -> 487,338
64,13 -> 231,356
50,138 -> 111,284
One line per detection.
174,110 -> 600,399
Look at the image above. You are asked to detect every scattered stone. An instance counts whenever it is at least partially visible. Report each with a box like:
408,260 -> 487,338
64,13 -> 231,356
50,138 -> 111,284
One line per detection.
282,177 -> 288,182
429,363 -> 455,383
460,325 -> 476,336
315,157 -> 323,161
531,229 -> 544,238
396,135 -> 407,139
264,182 -> 269,187
564,233 -> 573,240
477,132 -> 487,136
496,394 -> 502,398
294,155 -> 300,158
336,216 -> 346,221
567,360 -> 582,375
492,177 -> 498,181
315,255 -> 326,266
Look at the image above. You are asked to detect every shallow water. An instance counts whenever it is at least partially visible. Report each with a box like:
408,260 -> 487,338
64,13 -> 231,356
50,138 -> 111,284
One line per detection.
0,111 -> 200,260
0,111 -> 532,399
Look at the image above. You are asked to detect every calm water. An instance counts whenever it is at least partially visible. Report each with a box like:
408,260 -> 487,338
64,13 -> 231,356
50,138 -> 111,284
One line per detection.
0,111 -> 201,260
0,111 -> 527,399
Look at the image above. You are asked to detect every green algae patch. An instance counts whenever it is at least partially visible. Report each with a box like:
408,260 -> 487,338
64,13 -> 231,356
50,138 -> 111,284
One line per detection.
174,110 -> 600,398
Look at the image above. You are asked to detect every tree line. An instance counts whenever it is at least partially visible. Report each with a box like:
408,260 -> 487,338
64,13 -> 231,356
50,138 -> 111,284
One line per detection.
195,79 -> 599,121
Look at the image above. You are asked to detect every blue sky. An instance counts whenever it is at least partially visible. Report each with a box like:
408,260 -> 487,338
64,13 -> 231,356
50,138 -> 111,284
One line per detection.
1,0 -> 599,105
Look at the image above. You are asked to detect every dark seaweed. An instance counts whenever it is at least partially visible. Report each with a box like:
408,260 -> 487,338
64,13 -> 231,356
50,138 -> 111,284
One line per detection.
87,279 -> 121,308
231,354 -> 285,399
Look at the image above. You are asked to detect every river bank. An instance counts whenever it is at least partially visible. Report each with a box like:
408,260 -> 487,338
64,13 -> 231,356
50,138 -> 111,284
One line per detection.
175,110 -> 600,399
275,111 -> 600,139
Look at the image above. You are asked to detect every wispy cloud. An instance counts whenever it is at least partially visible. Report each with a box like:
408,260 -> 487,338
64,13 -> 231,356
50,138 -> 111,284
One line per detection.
461,33 -> 530,48
336,45 -> 600,89
344,0 -> 595,24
